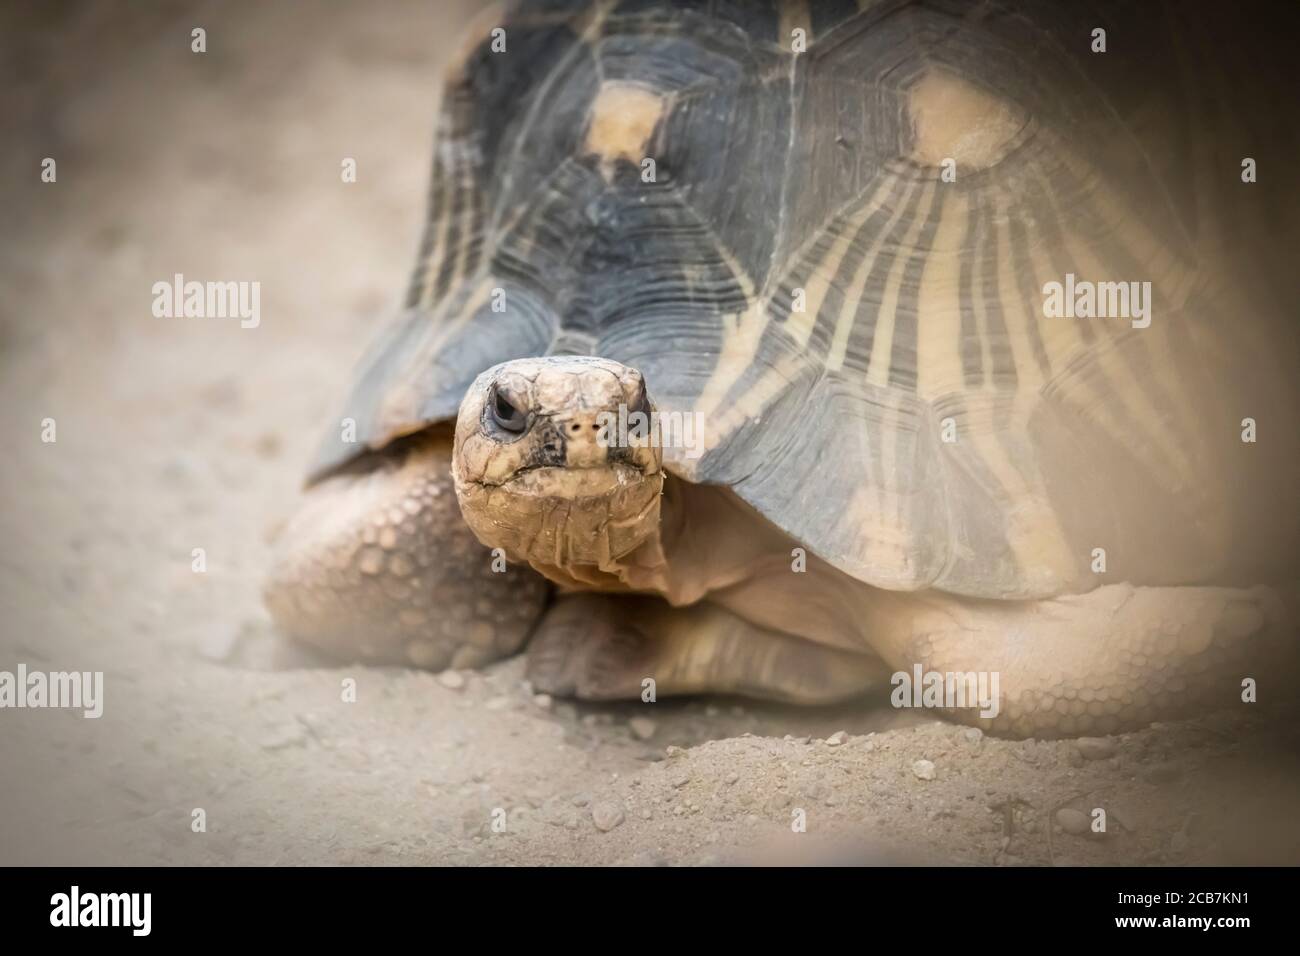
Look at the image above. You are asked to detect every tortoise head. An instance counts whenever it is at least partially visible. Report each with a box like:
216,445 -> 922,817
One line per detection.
451,356 -> 664,574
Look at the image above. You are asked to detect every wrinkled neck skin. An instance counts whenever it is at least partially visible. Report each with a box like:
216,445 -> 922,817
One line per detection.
454,460 -> 669,593
537,479 -> 674,594
513,477 -> 680,597
516,476 -> 797,607
458,468 -> 721,600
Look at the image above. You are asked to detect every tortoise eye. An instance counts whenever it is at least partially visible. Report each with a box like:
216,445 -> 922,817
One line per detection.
489,385 -> 527,433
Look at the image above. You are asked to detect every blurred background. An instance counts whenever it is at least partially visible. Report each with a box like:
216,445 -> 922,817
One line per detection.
1,0 -> 1297,866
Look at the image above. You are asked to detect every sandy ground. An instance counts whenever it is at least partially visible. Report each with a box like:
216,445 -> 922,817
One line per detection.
2,0 -> 1298,867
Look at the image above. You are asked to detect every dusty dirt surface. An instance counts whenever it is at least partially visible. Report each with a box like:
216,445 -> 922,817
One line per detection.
2,0 -> 1298,866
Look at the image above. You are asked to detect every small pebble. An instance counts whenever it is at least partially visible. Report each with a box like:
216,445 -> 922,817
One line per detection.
532,693 -> 553,711
724,772 -> 740,785
436,670 -> 465,691
825,730 -> 847,747
912,759 -> 936,781
671,774 -> 691,789
1056,808 -> 1090,835
964,728 -> 983,743
628,717 -> 657,741
591,801 -> 625,832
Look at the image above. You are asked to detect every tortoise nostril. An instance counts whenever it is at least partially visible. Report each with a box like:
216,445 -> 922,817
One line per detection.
570,423 -> 581,433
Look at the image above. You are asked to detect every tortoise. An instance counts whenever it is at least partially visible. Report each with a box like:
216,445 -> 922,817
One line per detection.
265,0 -> 1299,738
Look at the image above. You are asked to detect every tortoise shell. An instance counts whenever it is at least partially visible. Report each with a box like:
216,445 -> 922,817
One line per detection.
310,0 -> 1299,599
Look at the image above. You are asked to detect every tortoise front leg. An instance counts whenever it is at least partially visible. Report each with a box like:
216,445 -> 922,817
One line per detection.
264,432 -> 549,670
526,593 -> 888,704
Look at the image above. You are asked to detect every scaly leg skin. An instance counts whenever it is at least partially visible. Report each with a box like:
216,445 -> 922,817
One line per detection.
863,582 -> 1298,738
526,593 -> 889,704
264,432 -> 549,671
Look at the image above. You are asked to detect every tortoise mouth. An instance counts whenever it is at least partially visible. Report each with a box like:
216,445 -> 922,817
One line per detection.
473,460 -> 650,498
